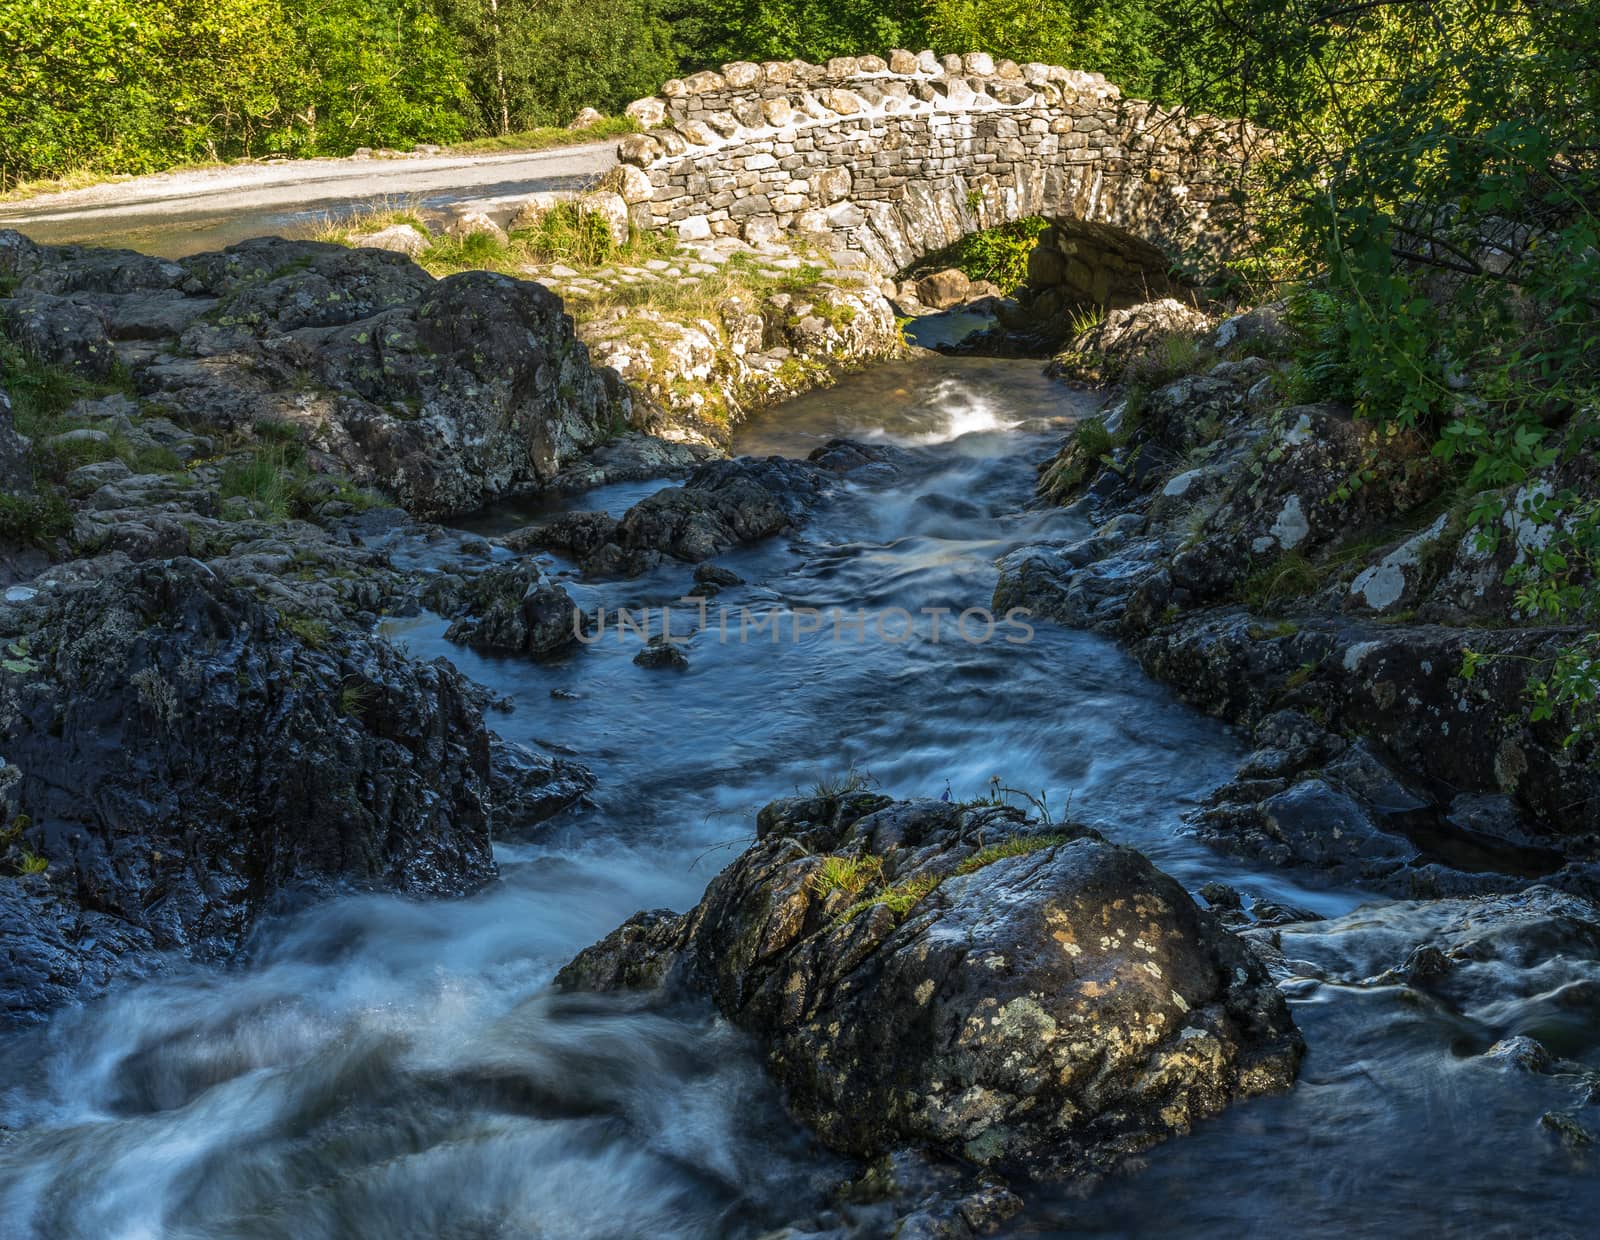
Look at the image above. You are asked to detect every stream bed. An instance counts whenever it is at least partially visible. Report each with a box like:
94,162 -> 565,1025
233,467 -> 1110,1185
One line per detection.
1,356 -> 1594,1237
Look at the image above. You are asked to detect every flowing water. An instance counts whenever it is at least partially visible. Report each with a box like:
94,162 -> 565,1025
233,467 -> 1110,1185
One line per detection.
1,356 -> 1595,1237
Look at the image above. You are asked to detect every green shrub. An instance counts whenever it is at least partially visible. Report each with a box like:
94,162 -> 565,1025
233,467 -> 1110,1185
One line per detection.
0,493 -> 72,547
915,218 -> 1049,295
519,203 -> 620,267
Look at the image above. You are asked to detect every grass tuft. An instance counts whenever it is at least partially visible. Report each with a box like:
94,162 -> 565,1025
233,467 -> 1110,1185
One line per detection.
0,492 -> 72,547
955,832 -> 1073,875
809,853 -> 884,898
835,873 -> 944,924
1241,552 -> 1322,612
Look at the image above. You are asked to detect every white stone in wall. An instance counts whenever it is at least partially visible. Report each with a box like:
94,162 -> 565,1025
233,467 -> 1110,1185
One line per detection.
625,97 -> 667,129
677,215 -> 712,241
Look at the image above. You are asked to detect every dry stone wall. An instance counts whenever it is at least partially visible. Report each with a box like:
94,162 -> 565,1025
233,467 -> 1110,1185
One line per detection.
616,51 -> 1262,280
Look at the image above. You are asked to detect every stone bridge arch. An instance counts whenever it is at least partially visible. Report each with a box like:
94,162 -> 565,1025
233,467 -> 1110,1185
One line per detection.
614,50 -> 1262,294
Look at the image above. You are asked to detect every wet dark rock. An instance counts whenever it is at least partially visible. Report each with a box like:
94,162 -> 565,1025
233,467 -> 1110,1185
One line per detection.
559,796 -> 1301,1189
694,561 -> 743,587
486,735 -> 594,833
1249,886 -> 1600,1046
1540,1110 -> 1597,1147
806,437 -> 910,479
1199,881 -> 1243,910
1195,778 -> 1416,879
542,430 -> 712,493
568,454 -> 839,577
442,561 -> 582,658
633,635 -> 690,670
506,510 -> 618,560
831,1148 -> 1024,1238
0,558 -> 582,1026
1012,331 -> 1600,876
0,879 -> 161,1023
1483,1035 -> 1554,1073
1248,900 -> 1321,928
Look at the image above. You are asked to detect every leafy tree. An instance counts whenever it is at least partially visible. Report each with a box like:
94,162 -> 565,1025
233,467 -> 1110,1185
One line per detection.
664,0 -> 927,69
0,0 -> 298,183
282,0 -> 475,152
498,0 -> 677,128
923,0 -> 1190,99
1165,0 -> 1600,744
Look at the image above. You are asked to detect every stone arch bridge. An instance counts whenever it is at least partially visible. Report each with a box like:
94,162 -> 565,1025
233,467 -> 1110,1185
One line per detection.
612,50 -> 1262,305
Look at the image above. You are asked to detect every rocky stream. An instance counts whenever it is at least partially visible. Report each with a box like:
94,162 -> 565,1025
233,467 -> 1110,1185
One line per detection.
0,232 -> 1596,1238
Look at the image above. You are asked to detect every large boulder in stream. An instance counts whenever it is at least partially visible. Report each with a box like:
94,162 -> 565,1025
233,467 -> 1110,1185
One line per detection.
559,796 -> 1302,1201
0,558 -> 587,1026
438,560 -> 584,658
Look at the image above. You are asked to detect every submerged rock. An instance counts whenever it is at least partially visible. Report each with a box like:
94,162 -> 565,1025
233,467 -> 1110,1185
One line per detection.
559,796 -> 1301,1192
1248,884 -> 1600,1082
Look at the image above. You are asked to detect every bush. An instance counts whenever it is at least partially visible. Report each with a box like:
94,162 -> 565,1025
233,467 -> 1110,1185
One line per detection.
913,218 -> 1049,295
0,493 -> 72,547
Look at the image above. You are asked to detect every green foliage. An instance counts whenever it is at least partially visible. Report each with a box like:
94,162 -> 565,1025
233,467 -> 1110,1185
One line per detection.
923,218 -> 1047,295
283,614 -> 333,649
955,832 -> 1071,874
291,0 -> 476,153
0,0 -> 297,186
0,0 -> 660,187
925,1 -> 1161,94
405,199 -> 672,275
520,203 -> 624,267
665,0 -> 926,67
219,442 -> 304,519
445,0 -> 675,133
0,337 -> 92,436
338,678 -> 372,718
835,873 -> 943,924
0,493 -> 72,547
1072,416 -> 1115,462
809,853 -> 884,897
1174,0 -> 1600,748
0,814 -> 49,878
1527,636 -> 1600,749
